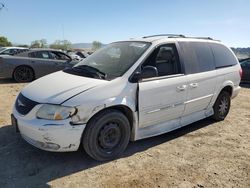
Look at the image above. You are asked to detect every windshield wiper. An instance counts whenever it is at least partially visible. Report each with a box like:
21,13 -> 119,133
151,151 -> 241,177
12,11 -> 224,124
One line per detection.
72,65 -> 107,79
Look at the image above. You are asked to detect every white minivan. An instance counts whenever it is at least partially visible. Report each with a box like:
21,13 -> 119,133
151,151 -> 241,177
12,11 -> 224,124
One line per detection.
12,35 -> 241,161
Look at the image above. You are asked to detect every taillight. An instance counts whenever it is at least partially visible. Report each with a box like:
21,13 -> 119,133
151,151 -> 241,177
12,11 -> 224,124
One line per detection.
239,67 -> 243,79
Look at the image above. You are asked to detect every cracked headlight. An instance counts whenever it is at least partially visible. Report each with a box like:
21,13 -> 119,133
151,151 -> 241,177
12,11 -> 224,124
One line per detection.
36,104 -> 77,120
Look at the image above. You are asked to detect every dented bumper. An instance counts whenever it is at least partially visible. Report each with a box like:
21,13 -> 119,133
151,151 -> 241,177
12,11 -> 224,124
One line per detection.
13,108 -> 86,152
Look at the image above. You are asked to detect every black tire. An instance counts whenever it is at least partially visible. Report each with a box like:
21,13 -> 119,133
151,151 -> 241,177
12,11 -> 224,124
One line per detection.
13,66 -> 34,83
212,91 -> 231,121
83,109 -> 131,161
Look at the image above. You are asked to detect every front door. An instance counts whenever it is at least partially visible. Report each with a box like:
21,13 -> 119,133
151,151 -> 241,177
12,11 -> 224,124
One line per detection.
139,76 -> 188,128
138,43 -> 187,128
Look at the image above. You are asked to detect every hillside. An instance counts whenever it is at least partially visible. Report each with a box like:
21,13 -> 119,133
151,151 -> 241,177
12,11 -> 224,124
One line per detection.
231,47 -> 250,59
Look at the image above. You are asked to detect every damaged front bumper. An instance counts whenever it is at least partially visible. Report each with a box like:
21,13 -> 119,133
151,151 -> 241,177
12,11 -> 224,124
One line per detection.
12,107 -> 86,152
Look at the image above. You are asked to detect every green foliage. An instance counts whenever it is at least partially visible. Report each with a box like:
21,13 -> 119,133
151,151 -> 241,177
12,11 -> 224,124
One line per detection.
30,39 -> 47,48
0,36 -> 12,47
49,40 -> 72,50
17,44 -> 29,48
92,41 -> 102,50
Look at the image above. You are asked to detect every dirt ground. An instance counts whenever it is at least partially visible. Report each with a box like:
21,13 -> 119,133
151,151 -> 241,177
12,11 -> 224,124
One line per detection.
0,78 -> 249,188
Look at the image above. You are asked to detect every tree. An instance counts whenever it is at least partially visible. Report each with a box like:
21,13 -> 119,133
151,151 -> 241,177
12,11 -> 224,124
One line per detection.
40,39 -> 47,48
0,3 -> 5,11
17,44 -> 29,48
49,40 -> 72,50
30,40 -> 40,48
92,41 -> 102,50
0,36 -> 12,47
30,39 -> 47,48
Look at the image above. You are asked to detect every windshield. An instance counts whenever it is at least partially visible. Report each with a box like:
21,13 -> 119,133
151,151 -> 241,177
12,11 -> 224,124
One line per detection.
0,47 -> 6,52
72,41 -> 151,79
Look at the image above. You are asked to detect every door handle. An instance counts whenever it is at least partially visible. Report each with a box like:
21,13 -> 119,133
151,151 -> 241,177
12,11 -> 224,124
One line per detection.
176,85 -> 187,92
190,83 -> 198,88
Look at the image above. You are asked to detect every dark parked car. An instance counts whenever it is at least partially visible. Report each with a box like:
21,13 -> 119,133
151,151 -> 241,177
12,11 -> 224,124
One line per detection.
239,58 -> 250,82
0,49 -> 78,82
75,51 -> 89,58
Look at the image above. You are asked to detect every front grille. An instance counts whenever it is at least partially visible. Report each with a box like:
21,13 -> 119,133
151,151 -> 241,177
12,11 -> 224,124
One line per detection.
15,93 -> 39,115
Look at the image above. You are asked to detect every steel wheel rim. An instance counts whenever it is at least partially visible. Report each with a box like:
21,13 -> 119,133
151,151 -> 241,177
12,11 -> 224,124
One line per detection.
98,122 -> 121,151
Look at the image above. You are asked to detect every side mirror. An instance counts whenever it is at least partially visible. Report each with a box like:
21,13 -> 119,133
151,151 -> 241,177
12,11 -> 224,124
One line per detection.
131,66 -> 158,82
141,66 -> 158,79
131,72 -> 141,82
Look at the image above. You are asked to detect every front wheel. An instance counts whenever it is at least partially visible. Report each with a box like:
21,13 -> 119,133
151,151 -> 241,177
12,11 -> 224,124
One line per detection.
13,66 -> 34,83
212,91 -> 231,121
82,109 -> 131,161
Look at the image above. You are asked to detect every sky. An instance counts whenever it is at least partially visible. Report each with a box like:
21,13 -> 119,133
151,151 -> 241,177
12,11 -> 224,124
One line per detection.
0,0 -> 249,47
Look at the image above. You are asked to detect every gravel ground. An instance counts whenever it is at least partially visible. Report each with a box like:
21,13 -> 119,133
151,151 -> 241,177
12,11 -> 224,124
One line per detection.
0,78 -> 249,188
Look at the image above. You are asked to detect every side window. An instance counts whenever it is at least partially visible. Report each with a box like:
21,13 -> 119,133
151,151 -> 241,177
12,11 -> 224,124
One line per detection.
2,49 -> 11,54
210,43 -> 238,68
32,51 -> 50,59
192,42 -> 215,71
29,51 -> 50,59
142,44 -> 181,77
51,52 -> 71,60
28,52 -> 36,58
179,42 -> 215,74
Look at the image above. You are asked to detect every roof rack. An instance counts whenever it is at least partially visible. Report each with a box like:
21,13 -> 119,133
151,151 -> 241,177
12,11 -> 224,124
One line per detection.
142,34 -> 218,41
187,37 -> 214,40
143,34 -> 186,38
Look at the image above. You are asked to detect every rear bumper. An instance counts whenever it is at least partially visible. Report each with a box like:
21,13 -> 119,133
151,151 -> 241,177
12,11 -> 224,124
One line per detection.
232,85 -> 241,99
12,107 -> 86,152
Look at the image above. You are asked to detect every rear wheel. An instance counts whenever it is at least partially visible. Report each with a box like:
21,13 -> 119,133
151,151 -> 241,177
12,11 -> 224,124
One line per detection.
13,66 -> 34,83
212,91 -> 231,121
83,109 -> 131,161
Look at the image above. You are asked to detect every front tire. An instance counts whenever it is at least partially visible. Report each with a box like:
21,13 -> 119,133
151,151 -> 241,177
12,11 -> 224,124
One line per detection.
82,109 -> 131,161
13,66 -> 34,83
212,91 -> 231,121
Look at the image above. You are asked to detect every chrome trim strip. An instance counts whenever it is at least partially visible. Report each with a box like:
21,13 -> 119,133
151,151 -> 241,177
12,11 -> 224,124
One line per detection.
184,94 -> 213,104
146,102 -> 184,114
145,94 -> 213,114
141,74 -> 185,82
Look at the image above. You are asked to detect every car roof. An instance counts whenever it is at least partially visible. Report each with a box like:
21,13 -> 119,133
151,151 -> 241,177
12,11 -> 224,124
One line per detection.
120,34 -> 222,45
30,48 -> 63,52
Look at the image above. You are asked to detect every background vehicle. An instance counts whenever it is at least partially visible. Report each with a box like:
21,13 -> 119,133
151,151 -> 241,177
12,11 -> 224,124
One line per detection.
239,58 -> 250,82
0,49 -> 77,82
67,51 -> 82,61
12,35 -> 241,161
75,51 -> 89,58
0,47 -> 28,55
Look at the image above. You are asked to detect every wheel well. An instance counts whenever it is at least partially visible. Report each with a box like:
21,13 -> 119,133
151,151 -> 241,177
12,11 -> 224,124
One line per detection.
12,65 -> 35,79
220,86 -> 233,97
87,105 -> 134,130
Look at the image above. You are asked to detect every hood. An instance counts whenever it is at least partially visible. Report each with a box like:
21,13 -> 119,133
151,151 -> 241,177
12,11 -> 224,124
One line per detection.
21,71 -> 107,104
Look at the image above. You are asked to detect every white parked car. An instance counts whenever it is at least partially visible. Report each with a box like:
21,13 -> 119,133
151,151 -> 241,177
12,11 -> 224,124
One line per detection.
67,52 -> 82,61
12,35 -> 241,161
0,46 -> 28,55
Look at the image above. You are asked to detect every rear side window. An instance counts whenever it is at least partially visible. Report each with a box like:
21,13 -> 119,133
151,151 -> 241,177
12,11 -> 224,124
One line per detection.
29,51 -> 50,59
179,42 -> 215,74
209,43 -> 238,68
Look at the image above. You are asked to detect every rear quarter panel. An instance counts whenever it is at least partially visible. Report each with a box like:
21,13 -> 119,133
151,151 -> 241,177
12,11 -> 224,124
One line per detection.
207,64 -> 241,109
0,56 -> 32,78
